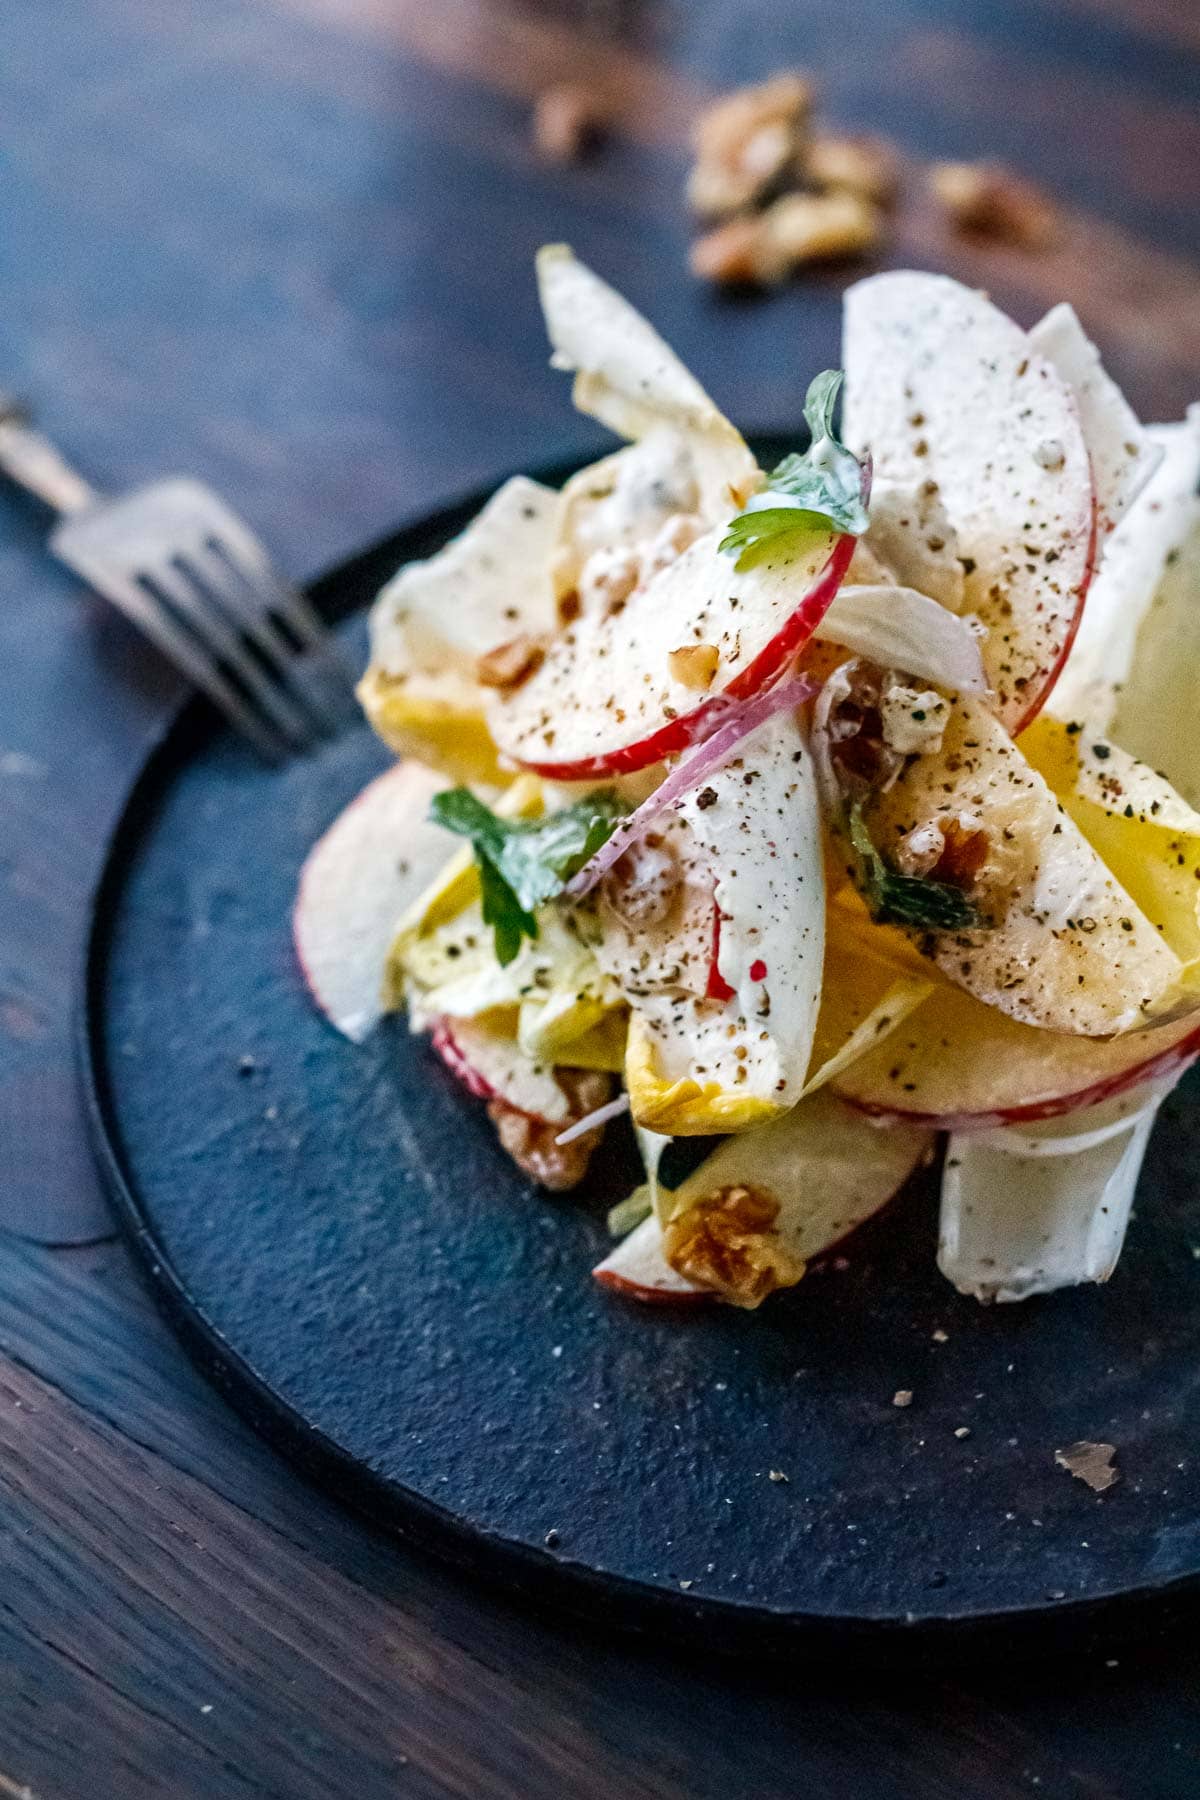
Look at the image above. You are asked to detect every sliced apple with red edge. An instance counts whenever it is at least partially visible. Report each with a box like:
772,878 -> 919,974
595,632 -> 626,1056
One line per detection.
817,681 -> 1184,1036
293,760 -> 454,1041
842,271 -> 1097,731
429,1016 -> 584,1124
648,1088 -> 931,1308
830,974 -> 1200,1131
588,709 -> 825,1134
489,522 -> 856,779
489,248 -> 864,780
592,1215 -> 711,1306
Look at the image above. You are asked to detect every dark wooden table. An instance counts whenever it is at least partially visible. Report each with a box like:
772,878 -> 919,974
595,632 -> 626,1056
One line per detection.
3,1 -> 1199,1793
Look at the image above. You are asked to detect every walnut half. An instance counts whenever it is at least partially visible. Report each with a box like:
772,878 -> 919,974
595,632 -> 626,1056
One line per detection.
663,1184 -> 805,1308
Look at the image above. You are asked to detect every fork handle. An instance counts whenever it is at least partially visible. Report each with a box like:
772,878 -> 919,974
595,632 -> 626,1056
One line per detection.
0,396 -> 98,516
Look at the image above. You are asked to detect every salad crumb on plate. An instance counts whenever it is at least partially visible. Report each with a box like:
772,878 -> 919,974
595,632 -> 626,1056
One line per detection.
295,245 -> 1200,1312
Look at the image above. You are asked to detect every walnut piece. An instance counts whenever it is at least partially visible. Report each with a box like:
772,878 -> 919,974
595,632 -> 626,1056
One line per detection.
1055,1441 -> 1119,1493
808,131 -> 900,206
691,189 -> 879,286
764,189 -> 881,265
664,1184 -> 805,1309
929,161 -> 1058,248
476,634 -> 547,692
488,1067 -> 612,1192
532,84 -> 607,163
687,72 -> 812,220
668,642 -> 720,691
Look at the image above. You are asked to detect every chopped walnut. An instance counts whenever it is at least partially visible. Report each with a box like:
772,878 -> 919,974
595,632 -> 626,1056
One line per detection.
476,634 -> 547,691
668,642 -> 720,691
929,161 -> 1058,248
488,1067 -> 611,1192
578,544 -> 641,618
762,188 -> 881,266
532,84 -> 607,163
931,815 -> 990,891
808,131 -> 900,206
664,1184 -> 805,1308
1055,1440 -> 1119,1494
692,189 -> 879,286
689,214 -> 770,285
687,72 -> 812,220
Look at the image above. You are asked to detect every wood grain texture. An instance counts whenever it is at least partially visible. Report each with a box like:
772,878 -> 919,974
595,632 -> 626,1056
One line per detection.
0,0 -> 1198,1791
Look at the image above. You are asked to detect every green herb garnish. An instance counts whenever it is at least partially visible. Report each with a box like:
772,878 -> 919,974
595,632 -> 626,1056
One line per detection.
429,787 -> 625,965
719,369 -> 869,571
848,801 -> 980,932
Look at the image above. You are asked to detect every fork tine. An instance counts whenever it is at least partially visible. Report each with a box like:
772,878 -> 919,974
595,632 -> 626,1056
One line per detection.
136,559 -> 320,752
88,568 -> 294,762
184,539 -> 346,737
204,514 -> 359,699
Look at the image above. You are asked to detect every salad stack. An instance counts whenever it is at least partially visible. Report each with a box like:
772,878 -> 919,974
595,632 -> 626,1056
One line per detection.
296,247 -> 1200,1310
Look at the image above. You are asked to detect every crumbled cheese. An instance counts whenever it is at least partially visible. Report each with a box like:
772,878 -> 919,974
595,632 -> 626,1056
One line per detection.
880,683 -> 949,756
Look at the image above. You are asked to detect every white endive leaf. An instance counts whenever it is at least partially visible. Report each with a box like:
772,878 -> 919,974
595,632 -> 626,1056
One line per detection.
1050,408 -> 1200,732
815,584 -> 989,694
938,1080 -> 1175,1303
1027,302 -> 1162,527
536,244 -> 757,519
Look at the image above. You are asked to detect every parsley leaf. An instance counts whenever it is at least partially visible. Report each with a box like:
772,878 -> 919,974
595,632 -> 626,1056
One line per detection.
848,801 -> 981,932
428,787 -> 625,965
719,369 -> 869,571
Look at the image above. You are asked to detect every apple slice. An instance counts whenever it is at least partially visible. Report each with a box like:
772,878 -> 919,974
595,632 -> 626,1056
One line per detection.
657,1087 -> 932,1308
293,760 -> 452,1041
830,977 -> 1200,1130
1027,302 -> 1163,531
358,475 -> 561,784
590,710 -> 826,1134
825,686 -> 1183,1035
488,521 -> 854,779
430,1018 -> 575,1123
593,1215 -> 711,1305
843,271 -> 1096,730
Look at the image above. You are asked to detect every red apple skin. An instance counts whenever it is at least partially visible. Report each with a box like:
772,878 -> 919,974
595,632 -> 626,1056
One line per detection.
592,1268 -> 714,1306
292,765 -> 401,1007
429,1020 -> 498,1105
840,1034 -> 1200,1134
513,532 -> 856,782
293,762 -> 447,1039
430,1020 -> 565,1129
1010,486 -> 1099,735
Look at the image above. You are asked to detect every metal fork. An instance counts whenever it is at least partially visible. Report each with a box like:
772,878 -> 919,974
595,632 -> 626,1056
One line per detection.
0,396 -> 358,761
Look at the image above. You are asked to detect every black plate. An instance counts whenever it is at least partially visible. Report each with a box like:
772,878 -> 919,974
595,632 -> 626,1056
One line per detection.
81,455 -> 1200,1661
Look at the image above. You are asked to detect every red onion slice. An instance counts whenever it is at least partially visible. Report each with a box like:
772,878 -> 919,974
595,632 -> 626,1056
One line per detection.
566,671 -> 819,899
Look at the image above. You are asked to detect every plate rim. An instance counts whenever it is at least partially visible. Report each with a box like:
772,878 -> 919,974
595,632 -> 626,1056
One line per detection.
76,455 -> 1200,1664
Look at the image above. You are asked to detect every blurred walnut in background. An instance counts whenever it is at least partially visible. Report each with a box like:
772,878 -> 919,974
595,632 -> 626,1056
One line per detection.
687,72 -> 899,285
686,71 -> 1058,287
